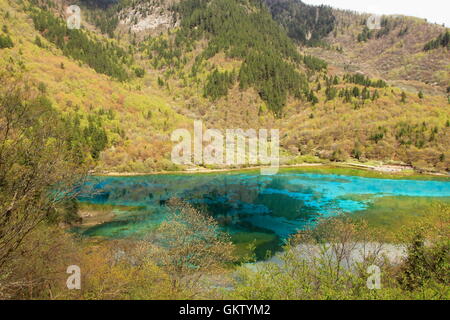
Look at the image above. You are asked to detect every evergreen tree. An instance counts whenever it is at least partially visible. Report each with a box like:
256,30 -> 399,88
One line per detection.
204,69 -> 235,101
325,86 -> 337,101
371,89 -> 380,101
31,9 -> 129,81
424,31 -> 450,51
0,33 -> 13,48
401,91 -> 407,103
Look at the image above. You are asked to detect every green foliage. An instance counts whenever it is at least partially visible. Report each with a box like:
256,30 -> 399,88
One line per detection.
325,86 -> 337,101
357,26 -> 373,42
370,126 -> 387,143
351,146 -> 362,160
401,91 -> 407,103
144,37 -> 183,70
343,73 -> 387,88
371,89 -> 380,101
175,0 -> 301,61
62,112 -> 109,161
173,0 -> 308,115
0,33 -> 13,49
134,67 -> 145,78
239,51 -> 307,115
339,88 -> 352,103
418,91 -> 424,99
34,35 -> 43,47
424,31 -> 450,51
306,89 -> 319,105
361,87 -> 371,100
263,0 -> 336,46
229,210 -> 450,300
0,75 -> 95,269
399,233 -> 449,291
157,76 -> 165,87
30,8 -> 129,81
204,69 -> 235,101
395,121 -> 437,149
59,199 -> 81,225
398,26 -> 409,37
79,0 -> 122,37
303,55 -> 328,71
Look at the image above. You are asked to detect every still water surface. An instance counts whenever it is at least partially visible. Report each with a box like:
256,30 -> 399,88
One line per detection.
75,168 -> 450,259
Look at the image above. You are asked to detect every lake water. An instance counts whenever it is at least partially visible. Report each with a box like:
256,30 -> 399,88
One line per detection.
75,167 -> 450,259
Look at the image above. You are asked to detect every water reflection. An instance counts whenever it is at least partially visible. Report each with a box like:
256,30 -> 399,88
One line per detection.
75,171 -> 450,259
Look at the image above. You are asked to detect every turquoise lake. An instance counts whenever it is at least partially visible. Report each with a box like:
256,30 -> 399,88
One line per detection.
75,168 -> 450,259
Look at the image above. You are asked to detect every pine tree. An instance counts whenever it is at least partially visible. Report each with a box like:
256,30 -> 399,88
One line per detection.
0,34 -> 13,48
401,91 -> 407,103
372,89 -> 380,101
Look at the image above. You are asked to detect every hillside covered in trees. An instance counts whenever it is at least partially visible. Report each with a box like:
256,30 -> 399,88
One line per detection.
0,0 -> 448,174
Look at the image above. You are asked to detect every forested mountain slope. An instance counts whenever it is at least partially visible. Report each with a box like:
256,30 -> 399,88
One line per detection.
263,0 -> 336,46
1,0 -> 449,173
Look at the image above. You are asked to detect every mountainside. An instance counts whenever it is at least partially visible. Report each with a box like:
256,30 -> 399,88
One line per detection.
263,0 -> 336,46
1,0 -> 449,173
304,8 -> 449,94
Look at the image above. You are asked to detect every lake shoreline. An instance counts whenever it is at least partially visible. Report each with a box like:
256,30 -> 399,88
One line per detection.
93,162 -> 449,178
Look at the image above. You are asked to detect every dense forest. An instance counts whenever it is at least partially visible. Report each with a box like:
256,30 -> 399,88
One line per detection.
30,6 -> 130,80
171,0 -> 311,115
78,0 -> 125,37
263,0 -> 336,46
204,69 -> 236,101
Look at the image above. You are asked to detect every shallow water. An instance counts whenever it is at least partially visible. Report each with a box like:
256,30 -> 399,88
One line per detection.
74,168 -> 450,259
